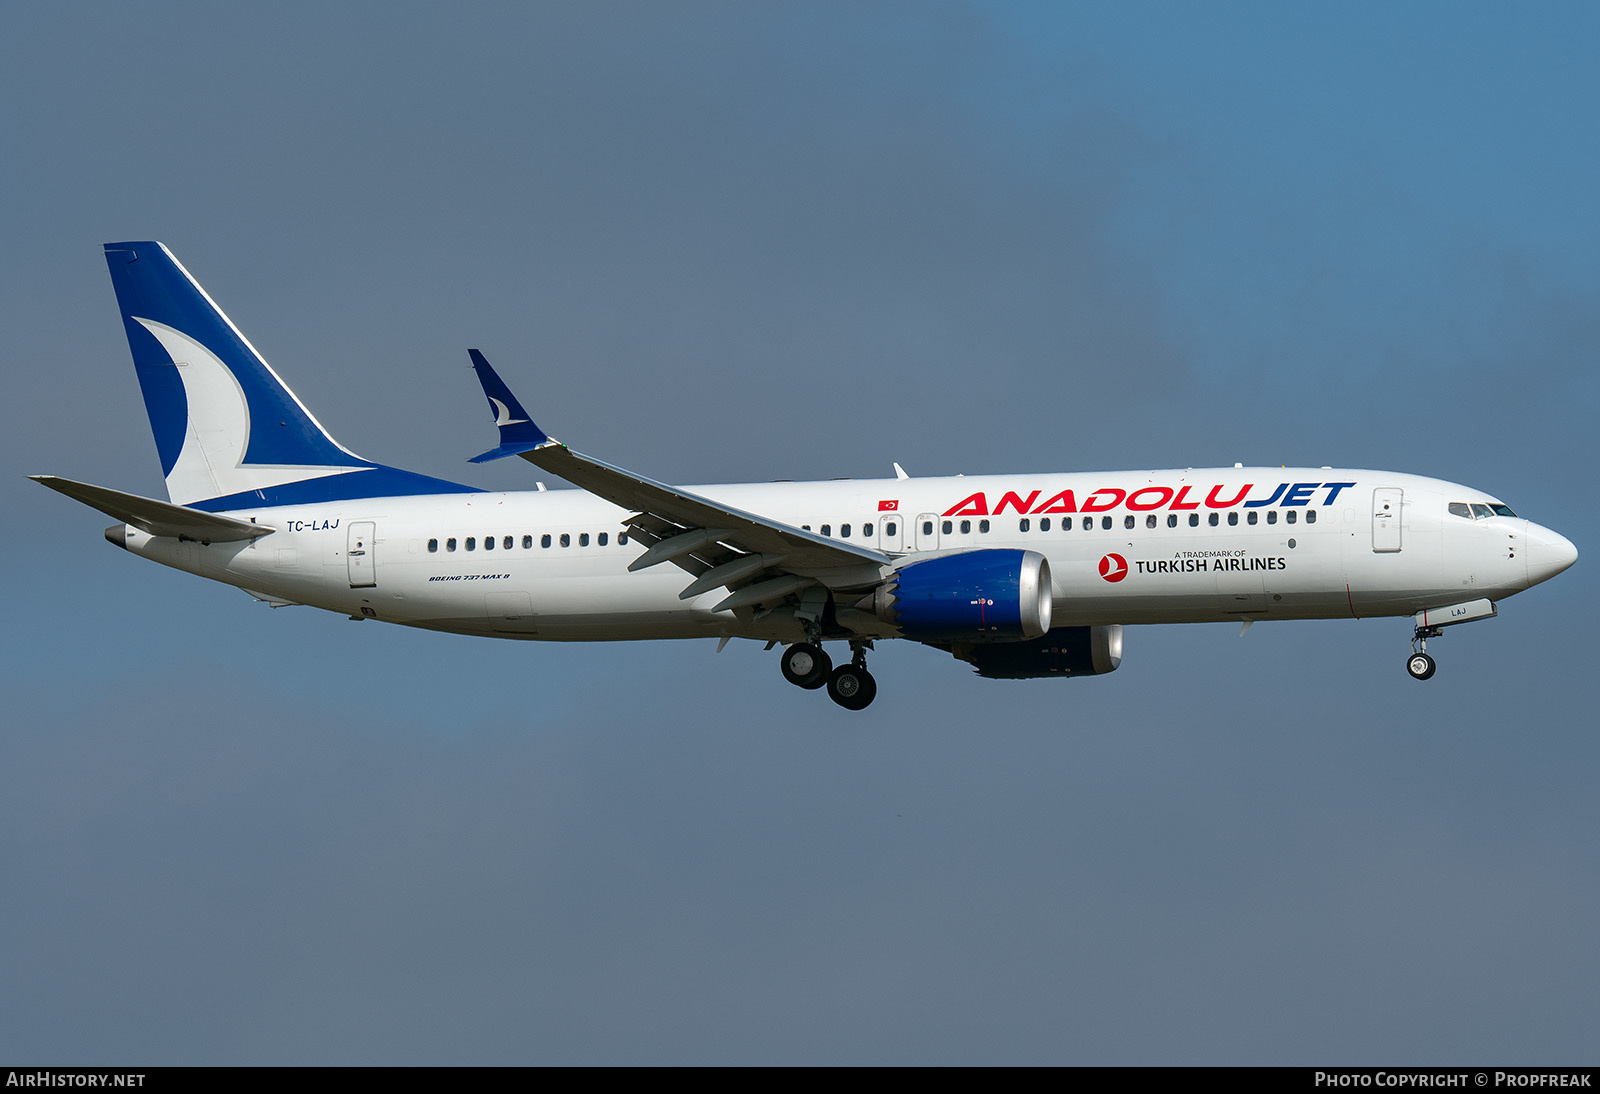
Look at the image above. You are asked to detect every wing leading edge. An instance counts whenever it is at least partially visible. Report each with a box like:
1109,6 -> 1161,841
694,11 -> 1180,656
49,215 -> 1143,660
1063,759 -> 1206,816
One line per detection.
464,351 -> 890,614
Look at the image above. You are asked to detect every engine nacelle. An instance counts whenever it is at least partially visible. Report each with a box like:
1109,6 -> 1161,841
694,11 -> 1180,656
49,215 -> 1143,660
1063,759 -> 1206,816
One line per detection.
961,625 -> 1124,679
867,549 -> 1052,642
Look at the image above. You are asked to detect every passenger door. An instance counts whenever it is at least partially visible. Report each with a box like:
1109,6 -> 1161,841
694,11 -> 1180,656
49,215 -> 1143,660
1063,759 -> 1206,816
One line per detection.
1372,488 -> 1403,553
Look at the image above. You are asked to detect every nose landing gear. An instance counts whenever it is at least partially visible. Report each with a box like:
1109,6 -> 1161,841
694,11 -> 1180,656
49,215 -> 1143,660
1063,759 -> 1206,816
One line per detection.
1402,599 -> 1498,681
1406,649 -> 1437,680
1407,625 -> 1441,680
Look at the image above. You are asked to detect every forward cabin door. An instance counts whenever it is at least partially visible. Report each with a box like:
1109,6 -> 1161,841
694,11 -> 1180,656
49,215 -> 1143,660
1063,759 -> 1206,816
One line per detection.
347,521 -> 377,586
1372,488 -> 1403,553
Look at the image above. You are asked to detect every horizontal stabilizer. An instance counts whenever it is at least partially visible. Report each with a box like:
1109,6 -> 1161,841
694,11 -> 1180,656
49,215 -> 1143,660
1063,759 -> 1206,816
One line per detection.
30,475 -> 275,541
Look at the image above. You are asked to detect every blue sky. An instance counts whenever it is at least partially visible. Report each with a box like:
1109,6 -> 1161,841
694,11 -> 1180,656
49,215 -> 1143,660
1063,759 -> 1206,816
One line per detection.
2,2 -> 1596,1063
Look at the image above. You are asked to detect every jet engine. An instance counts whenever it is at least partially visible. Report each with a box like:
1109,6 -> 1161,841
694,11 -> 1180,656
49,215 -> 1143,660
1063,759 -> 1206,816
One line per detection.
955,625 -> 1124,679
864,549 -> 1052,642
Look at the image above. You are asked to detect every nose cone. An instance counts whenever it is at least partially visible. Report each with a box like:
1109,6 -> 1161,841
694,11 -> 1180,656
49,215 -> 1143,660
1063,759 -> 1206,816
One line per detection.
1525,523 -> 1578,586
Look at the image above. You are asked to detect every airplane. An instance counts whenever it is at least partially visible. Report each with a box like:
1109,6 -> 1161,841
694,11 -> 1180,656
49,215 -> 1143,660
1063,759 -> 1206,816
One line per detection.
33,242 -> 1579,711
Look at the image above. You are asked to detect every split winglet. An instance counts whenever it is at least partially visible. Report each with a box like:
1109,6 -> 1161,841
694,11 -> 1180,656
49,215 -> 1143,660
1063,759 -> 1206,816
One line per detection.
466,349 -> 552,462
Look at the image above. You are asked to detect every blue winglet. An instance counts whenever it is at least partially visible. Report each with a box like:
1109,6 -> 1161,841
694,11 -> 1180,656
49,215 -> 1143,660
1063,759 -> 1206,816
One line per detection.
466,349 -> 552,463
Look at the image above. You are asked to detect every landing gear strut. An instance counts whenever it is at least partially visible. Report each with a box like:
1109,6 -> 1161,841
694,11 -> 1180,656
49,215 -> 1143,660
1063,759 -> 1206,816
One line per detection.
1407,626 -> 1440,681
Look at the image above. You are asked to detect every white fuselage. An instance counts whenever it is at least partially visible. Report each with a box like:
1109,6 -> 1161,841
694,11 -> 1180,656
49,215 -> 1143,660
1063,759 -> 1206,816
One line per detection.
118,467 -> 1566,645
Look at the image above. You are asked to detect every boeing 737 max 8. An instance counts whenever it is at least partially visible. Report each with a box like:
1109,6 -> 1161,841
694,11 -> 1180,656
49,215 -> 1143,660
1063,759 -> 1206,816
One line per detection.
33,242 -> 1579,710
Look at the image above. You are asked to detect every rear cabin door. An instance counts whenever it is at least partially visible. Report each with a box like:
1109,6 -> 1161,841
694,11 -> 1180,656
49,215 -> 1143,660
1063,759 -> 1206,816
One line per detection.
347,521 -> 377,586
1372,488 -> 1403,553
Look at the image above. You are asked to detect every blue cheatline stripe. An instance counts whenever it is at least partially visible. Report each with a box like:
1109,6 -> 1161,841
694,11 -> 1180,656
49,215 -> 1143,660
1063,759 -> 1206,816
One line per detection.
188,467 -> 483,513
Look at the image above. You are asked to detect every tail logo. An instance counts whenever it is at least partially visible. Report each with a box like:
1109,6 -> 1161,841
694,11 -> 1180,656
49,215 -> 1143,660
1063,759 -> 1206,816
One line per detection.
133,317 -> 354,505
489,397 -> 528,426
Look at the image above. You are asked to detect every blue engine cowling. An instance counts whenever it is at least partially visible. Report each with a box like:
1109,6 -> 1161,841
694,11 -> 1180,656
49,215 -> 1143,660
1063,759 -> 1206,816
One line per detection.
961,625 -> 1123,679
869,549 -> 1053,641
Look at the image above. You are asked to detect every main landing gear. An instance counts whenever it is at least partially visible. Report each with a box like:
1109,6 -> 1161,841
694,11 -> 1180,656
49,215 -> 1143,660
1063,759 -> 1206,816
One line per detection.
1407,625 -> 1441,681
780,639 -> 877,710
780,642 -> 831,689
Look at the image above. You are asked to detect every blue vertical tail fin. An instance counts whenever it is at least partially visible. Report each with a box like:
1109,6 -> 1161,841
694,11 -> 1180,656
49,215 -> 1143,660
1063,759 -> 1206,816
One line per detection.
103,242 -> 475,510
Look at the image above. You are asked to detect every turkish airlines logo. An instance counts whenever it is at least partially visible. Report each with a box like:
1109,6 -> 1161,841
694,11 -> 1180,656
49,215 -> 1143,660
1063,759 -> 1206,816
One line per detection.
1098,553 -> 1128,583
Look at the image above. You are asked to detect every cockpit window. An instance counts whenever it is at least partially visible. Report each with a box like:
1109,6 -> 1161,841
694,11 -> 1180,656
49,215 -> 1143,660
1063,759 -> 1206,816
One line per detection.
1452,501 -> 1519,520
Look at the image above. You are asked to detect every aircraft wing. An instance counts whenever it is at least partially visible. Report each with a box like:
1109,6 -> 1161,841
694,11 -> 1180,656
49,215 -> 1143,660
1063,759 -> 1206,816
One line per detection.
465,351 -> 890,610
30,475 -> 276,541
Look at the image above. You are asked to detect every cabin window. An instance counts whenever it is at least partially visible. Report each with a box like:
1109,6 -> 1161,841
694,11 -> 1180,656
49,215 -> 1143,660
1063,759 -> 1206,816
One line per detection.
821,524 -> 831,537
541,534 -> 552,548
943,520 -> 953,535
922,521 -> 933,536
1208,513 -> 1219,527
522,535 -> 533,549
1285,511 -> 1297,525
1062,517 -> 1073,530
466,537 -> 476,551
1267,511 -> 1278,525
1305,510 -> 1317,524
1101,516 -> 1113,530
1039,518 -> 1051,531
960,520 -> 972,534
560,533 -> 570,547
1228,512 -> 1239,526
577,533 -> 588,546
484,536 -> 494,550
1019,519 -> 1030,532
840,524 -> 851,538
802,524 -> 812,531
428,538 -> 439,553
979,520 -> 990,534
1189,514 -> 1200,527
599,532 -> 609,546
884,523 -> 895,537
861,523 -> 874,538
619,533 -> 629,545
447,537 -> 457,552
1146,515 -> 1157,529
1166,514 -> 1177,528
1124,515 -> 1136,530
503,536 -> 513,550
1247,511 -> 1257,525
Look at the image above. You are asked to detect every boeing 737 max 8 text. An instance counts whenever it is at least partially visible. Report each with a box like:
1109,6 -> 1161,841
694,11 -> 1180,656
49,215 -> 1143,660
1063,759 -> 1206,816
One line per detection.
32,242 -> 1579,710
